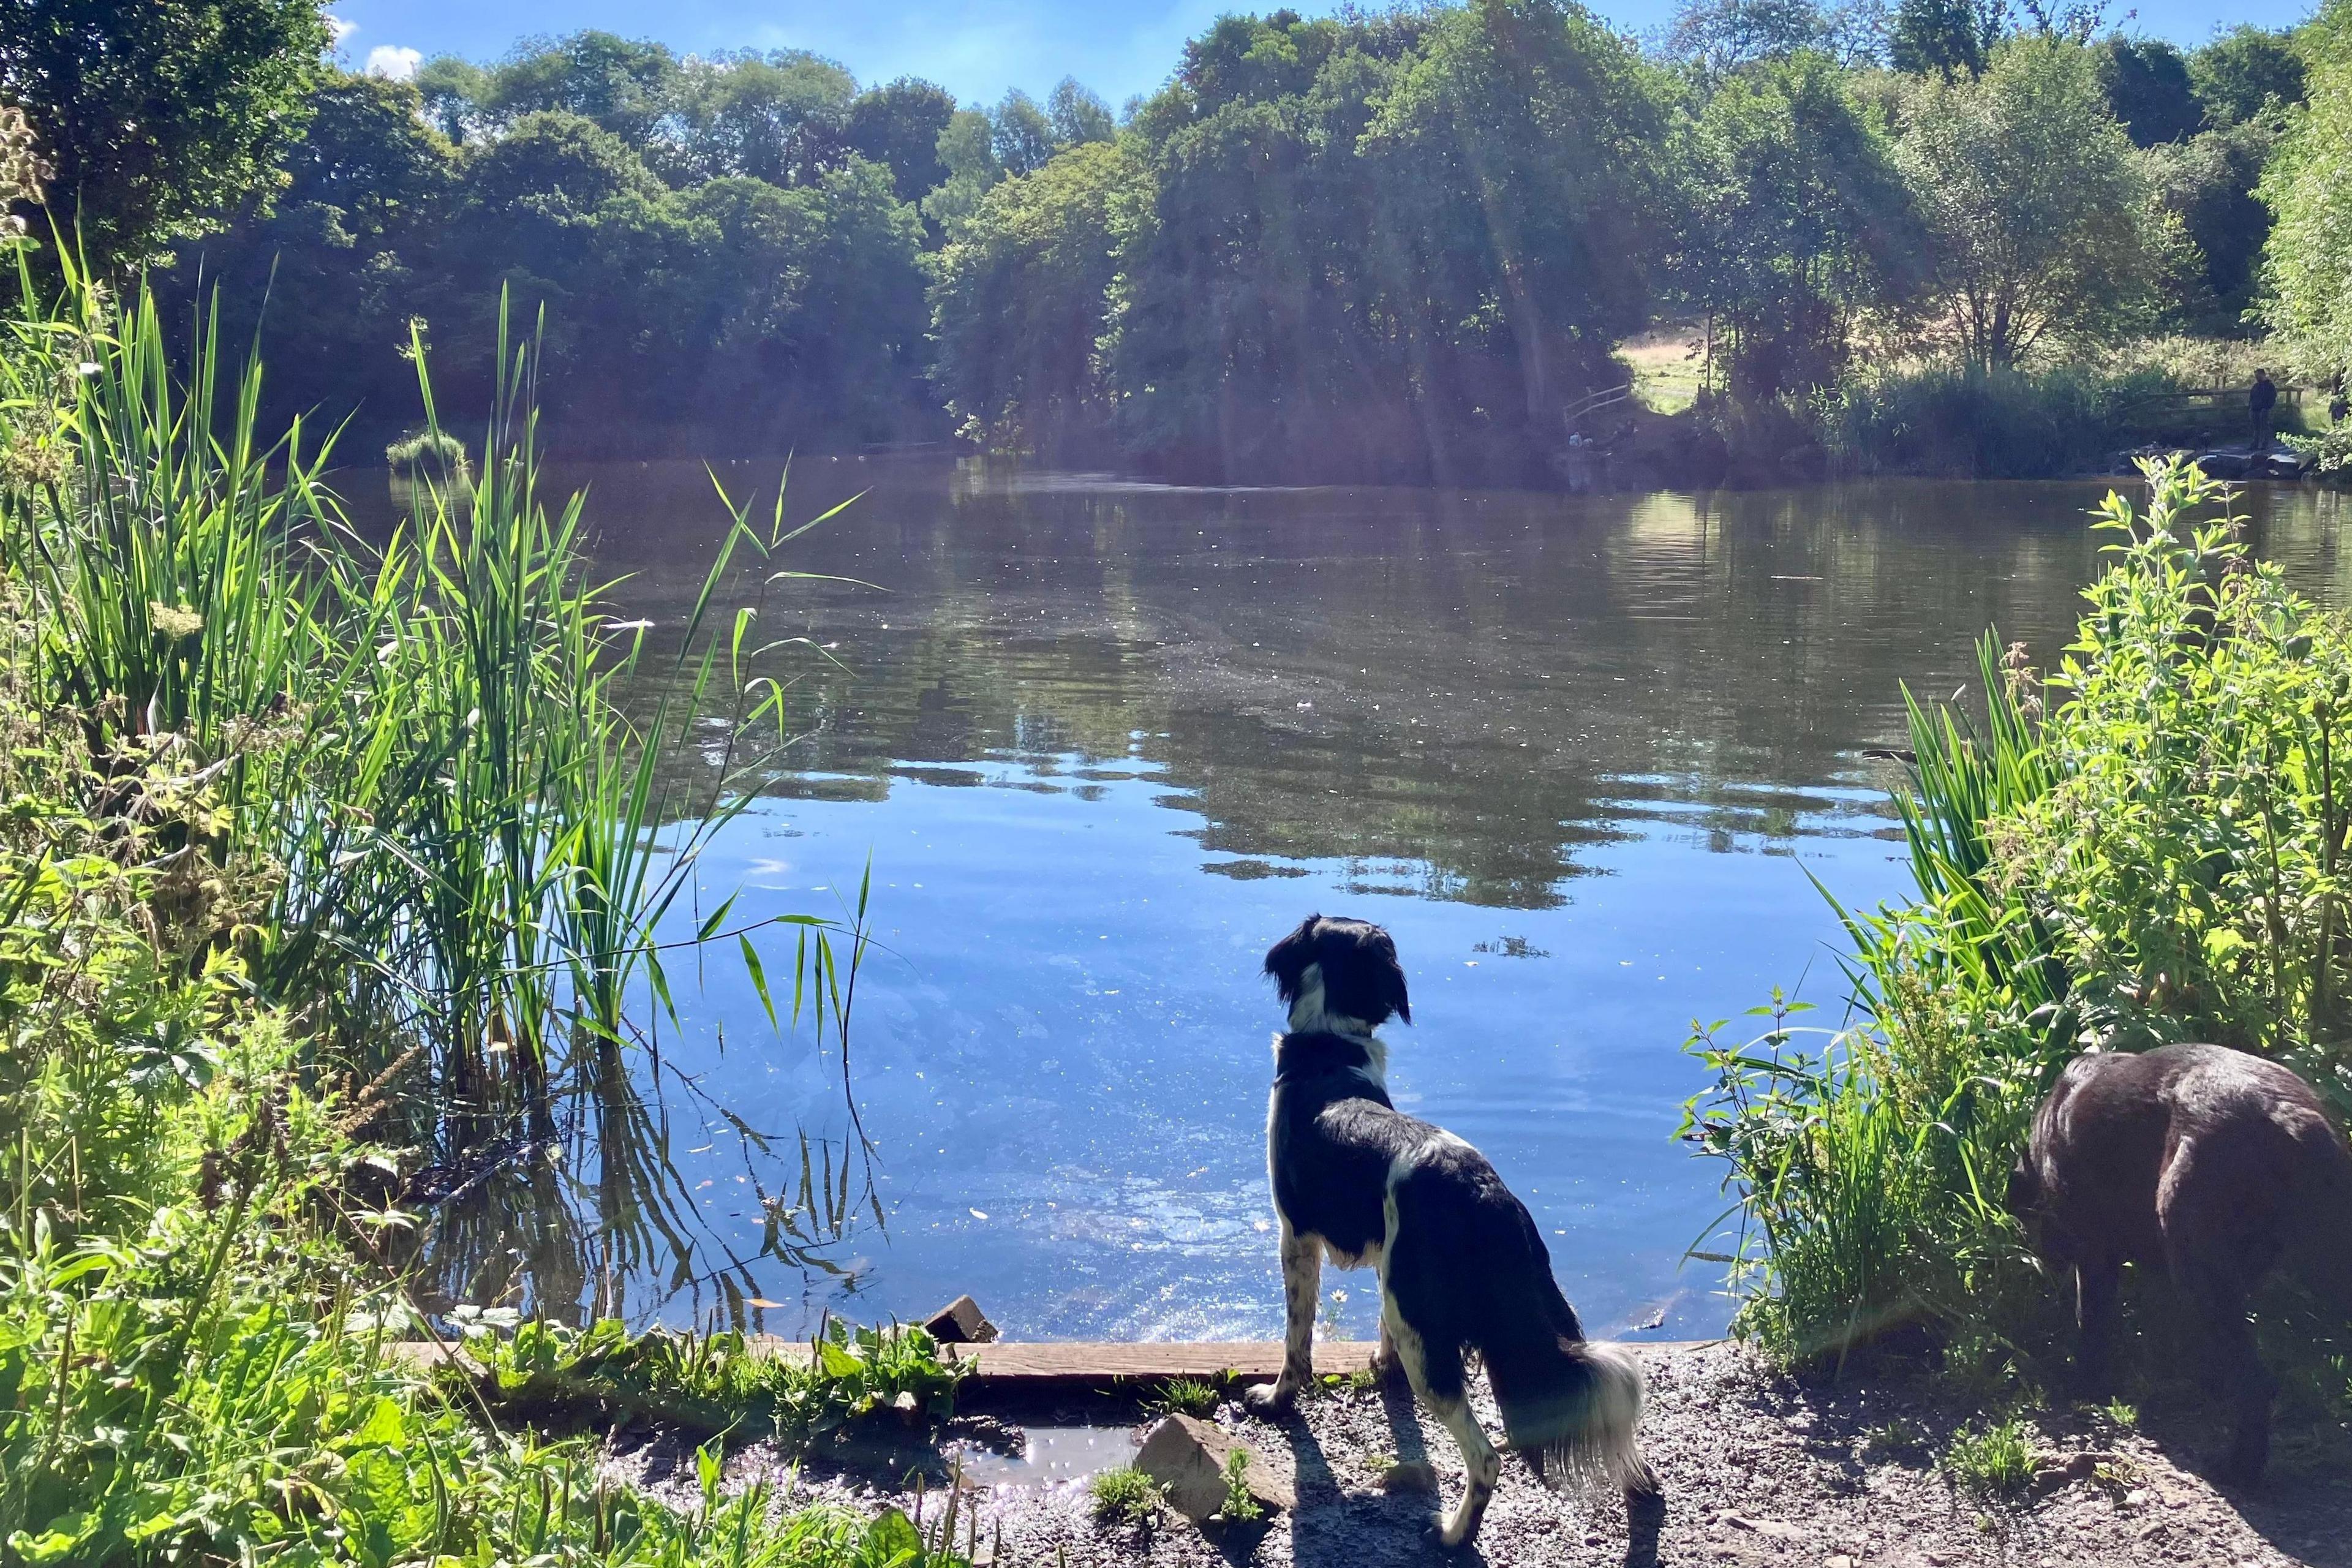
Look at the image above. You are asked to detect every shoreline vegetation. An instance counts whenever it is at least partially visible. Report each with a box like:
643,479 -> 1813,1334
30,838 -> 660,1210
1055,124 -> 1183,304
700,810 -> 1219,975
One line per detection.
3,4 -> 2344,485
0,260 -> 987,1564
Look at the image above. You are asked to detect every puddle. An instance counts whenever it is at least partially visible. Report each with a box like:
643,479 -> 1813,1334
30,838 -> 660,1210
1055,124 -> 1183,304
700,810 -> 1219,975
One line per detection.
952,1423 -> 1141,1486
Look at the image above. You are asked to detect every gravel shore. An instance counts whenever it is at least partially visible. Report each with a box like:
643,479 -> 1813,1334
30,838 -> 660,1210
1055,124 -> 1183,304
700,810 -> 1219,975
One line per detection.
614,1341 -> 2351,1567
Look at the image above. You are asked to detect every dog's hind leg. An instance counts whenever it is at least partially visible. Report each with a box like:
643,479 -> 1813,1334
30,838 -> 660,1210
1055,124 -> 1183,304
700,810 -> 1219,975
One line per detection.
1384,1294 -> 1498,1551
1245,1222 -> 1321,1415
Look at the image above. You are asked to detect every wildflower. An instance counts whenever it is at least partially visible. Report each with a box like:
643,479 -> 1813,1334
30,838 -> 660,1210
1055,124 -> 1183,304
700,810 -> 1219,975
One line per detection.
149,603 -> 205,640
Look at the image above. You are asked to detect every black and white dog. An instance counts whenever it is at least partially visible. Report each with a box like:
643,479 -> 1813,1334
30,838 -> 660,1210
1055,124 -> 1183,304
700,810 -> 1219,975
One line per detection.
1243,914 -> 1657,1549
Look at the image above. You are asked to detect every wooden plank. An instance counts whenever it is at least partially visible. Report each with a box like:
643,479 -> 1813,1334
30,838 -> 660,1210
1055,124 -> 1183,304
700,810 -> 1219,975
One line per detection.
384,1337 -> 1714,1390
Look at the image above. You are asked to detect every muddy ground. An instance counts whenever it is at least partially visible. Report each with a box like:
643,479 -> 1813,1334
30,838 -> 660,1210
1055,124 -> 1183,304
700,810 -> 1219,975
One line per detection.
611,1341 -> 2351,1567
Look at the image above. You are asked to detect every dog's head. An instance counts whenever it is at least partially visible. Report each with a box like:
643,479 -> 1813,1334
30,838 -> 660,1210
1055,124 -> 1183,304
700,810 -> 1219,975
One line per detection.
1264,914 -> 1411,1035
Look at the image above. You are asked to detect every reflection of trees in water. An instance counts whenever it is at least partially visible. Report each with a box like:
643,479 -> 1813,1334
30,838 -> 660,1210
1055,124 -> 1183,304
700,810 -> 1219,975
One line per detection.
600,471 -> 2350,910
391,1027 -> 878,1330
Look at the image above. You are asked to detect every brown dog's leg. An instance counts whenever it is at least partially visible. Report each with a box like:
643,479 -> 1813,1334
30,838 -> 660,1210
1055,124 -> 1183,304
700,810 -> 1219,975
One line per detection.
2074,1256 -> 2121,1395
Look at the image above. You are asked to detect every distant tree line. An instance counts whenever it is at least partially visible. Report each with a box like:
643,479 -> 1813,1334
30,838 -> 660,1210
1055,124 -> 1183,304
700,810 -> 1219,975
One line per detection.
0,1 -> 2343,478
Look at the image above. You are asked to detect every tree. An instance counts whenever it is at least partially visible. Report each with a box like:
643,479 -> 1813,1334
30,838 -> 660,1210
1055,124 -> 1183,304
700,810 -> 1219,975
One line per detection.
2095,36 -> 2201,146
1046,78 -> 1117,145
930,140 -> 1137,453
2189,24 -> 2307,128
990,91 -> 1058,176
2144,117 -> 2280,327
922,108 -> 1006,233
1896,36 -> 2166,365
1888,0 -> 2006,78
663,50 -> 857,185
846,78 -> 957,203
1667,0 -> 1836,77
0,0 -> 330,265
2260,0 -> 2352,385
1679,52 -> 1924,396
475,31 -> 682,147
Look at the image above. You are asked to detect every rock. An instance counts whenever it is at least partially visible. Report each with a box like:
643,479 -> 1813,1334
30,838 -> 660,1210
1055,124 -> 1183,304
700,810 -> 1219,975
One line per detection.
1376,1458 -> 1440,1495
1828,1556 -> 1856,1568
891,1390 -> 919,1426
1726,1514 -> 1806,1542
1133,1414 -> 1294,1523
921,1294 -> 998,1344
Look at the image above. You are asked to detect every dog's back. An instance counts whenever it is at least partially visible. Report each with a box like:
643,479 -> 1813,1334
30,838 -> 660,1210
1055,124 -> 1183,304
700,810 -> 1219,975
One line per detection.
2013,1041 -> 2352,1480
2017,1042 -> 2352,1294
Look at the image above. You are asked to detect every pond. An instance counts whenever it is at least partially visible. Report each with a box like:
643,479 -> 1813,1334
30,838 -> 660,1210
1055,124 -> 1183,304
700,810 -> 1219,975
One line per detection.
355,464 -> 2352,1344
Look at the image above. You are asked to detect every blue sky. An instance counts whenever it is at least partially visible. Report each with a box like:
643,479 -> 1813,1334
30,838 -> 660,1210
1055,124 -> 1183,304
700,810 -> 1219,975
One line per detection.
325,1 -> 2319,109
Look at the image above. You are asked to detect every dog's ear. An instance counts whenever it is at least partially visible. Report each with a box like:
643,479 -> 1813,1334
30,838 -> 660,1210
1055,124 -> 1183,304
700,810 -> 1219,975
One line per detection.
1320,922 -> 1411,1028
1263,914 -> 1324,1006
1366,925 -> 1410,1026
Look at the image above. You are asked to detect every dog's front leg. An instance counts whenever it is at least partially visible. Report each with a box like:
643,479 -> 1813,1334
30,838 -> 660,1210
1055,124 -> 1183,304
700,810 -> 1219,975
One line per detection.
1245,1224 -> 1321,1415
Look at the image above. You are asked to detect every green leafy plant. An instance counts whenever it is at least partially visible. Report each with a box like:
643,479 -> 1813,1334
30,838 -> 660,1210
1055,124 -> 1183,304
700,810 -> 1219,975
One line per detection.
1943,1418 -> 2037,1495
1088,1467 -> 1163,1525
1217,1446 -> 1263,1523
1145,1376 -> 1222,1417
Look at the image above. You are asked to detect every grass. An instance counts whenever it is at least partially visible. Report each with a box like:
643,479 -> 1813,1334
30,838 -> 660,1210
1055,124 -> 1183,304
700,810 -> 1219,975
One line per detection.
384,424 -> 467,475
1089,1467 -> 1164,1525
0,254 -> 954,1561
1942,1418 -> 2037,1495
1145,1376 -> 1223,1417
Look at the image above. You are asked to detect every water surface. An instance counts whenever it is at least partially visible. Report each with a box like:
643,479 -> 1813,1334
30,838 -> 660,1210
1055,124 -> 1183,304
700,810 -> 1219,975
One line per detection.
367,465 -> 2351,1342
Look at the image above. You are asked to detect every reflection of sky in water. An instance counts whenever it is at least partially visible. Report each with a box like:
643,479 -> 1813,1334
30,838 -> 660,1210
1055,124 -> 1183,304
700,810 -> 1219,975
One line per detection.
369,467 -> 2350,1343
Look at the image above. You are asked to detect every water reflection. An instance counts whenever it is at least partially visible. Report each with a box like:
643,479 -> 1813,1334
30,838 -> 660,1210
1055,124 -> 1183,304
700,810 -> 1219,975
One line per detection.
344,465 -> 2349,1338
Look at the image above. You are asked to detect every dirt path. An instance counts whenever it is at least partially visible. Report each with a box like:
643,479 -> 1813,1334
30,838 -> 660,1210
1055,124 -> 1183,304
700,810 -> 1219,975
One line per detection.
614,1341 -> 2351,1567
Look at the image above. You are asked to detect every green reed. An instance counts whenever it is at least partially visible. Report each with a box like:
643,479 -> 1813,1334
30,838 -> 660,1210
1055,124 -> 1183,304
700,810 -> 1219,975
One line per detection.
1,263 -> 878,1307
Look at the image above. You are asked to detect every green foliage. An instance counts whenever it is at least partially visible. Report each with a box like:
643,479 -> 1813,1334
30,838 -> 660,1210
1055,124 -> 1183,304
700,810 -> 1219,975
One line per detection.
930,140 -> 1138,455
2189,24 -> 2309,129
450,1314 -> 967,1441
1678,51 -> 1923,398
1217,1446 -> 1264,1523
0,241 -> 965,1568
2260,0 -> 2352,390
1942,1417 -> 2037,1494
1088,1466 -> 1164,1525
1999,466 -> 2352,1099
2094,36 -> 2201,148
1817,361 -> 2182,477
1690,458 -> 2352,1379
1145,1376 -> 1223,1417
0,0 -> 330,266
1895,35 -> 2170,366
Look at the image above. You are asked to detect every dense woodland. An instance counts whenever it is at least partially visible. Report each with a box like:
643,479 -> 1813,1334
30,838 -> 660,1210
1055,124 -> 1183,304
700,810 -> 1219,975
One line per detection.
2,0 -> 2343,480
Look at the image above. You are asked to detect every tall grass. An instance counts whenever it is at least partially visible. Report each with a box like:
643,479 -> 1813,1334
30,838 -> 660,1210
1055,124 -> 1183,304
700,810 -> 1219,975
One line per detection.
1,259 -> 878,1319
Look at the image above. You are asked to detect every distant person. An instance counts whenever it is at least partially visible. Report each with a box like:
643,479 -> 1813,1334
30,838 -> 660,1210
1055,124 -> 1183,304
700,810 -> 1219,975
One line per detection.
2331,374 -> 2348,427
2250,368 -> 2278,451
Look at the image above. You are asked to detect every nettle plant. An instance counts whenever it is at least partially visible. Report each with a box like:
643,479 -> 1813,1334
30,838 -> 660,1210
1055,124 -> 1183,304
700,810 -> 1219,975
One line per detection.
1999,460 -> 2352,1107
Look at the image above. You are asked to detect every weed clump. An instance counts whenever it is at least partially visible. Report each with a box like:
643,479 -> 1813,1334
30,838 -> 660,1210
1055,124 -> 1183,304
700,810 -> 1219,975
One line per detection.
1089,1466 -> 1164,1525
1943,1418 -> 2037,1495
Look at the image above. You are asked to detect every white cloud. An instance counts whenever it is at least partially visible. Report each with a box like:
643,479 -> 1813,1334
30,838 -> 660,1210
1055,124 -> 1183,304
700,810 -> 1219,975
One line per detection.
326,13 -> 358,46
365,45 -> 423,82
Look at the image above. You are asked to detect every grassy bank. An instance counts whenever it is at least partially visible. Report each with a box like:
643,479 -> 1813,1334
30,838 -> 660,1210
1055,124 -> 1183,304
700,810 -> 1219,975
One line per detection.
0,264 -> 973,1562
1686,460 -> 2352,1425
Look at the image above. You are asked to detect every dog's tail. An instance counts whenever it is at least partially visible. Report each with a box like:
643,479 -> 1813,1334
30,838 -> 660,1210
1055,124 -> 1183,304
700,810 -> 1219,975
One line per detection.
1482,1300 -> 1654,1496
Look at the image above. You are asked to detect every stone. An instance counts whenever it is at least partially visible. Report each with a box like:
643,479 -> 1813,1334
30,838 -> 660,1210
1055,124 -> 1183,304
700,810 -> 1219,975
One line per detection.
891,1390 -> 920,1425
1376,1458 -> 1440,1495
1133,1414 -> 1295,1523
921,1294 -> 998,1344
1828,1556 -> 1856,1568
1725,1514 -> 1806,1542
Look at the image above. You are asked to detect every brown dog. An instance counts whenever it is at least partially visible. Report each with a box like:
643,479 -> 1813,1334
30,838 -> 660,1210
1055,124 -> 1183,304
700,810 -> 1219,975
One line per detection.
2008,1042 -> 2352,1482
